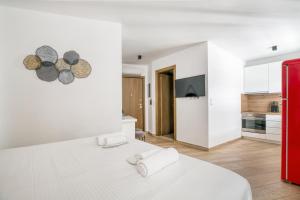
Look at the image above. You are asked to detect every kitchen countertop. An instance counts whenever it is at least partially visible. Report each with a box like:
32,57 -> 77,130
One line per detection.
242,111 -> 281,115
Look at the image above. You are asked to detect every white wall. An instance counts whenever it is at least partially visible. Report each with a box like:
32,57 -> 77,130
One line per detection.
147,64 -> 153,133
0,6 -> 122,149
122,64 -> 150,132
150,42 -> 243,148
246,50 -> 300,66
151,43 -> 209,147
0,6 -> 6,148
207,42 -> 244,148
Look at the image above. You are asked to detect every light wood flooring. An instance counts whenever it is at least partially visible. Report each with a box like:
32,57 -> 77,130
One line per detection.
162,133 -> 174,139
144,134 -> 300,200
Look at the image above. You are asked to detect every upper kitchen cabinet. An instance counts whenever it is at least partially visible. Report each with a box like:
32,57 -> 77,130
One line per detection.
244,64 -> 269,93
243,61 -> 282,94
268,61 -> 282,93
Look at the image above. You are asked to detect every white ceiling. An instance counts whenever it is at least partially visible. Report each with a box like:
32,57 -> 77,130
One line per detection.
2,0 -> 300,64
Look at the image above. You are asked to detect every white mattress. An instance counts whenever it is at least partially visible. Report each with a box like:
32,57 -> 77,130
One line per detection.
0,137 -> 252,200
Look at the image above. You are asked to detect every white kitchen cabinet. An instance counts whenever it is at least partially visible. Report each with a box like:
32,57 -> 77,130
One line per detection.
244,61 -> 282,94
266,134 -> 281,142
266,114 -> 281,143
266,127 -> 281,135
242,114 -> 281,143
266,114 -> 281,121
244,64 -> 269,93
268,61 -> 282,93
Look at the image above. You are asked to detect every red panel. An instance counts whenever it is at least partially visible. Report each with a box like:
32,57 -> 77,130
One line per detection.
281,63 -> 287,180
282,59 -> 300,184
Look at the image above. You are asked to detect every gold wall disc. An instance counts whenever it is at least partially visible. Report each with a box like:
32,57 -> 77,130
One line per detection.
23,55 -> 41,70
71,59 -> 92,78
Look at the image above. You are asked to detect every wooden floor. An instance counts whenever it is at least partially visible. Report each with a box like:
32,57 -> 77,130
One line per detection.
145,134 -> 300,200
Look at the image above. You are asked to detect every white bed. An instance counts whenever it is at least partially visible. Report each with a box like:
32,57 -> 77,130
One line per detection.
0,137 -> 252,200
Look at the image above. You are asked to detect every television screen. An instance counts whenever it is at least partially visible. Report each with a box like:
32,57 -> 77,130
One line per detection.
175,75 -> 205,97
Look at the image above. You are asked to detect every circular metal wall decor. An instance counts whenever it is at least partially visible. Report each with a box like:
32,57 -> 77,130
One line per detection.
23,55 -> 41,70
24,45 -> 92,84
71,59 -> 92,78
36,45 -> 58,64
58,69 -> 74,84
63,50 -> 80,65
56,58 -> 71,71
36,64 -> 59,82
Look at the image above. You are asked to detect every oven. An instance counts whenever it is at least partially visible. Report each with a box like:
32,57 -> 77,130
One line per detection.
242,113 -> 266,134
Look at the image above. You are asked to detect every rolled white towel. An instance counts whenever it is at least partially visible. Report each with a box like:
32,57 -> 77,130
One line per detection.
134,149 -> 160,160
127,149 -> 160,165
97,132 -> 125,146
136,148 -> 179,177
104,135 -> 128,147
102,135 -> 128,148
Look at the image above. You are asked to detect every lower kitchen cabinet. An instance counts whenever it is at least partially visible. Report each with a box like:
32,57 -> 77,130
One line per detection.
242,131 -> 281,144
242,114 -> 281,144
242,132 -> 266,140
266,133 -> 281,142
266,114 -> 281,142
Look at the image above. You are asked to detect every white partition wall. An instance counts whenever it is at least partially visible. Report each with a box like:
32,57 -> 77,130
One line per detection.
207,43 -> 244,147
0,6 -> 122,149
151,43 -> 209,148
151,42 -> 243,148
0,7 -> 6,148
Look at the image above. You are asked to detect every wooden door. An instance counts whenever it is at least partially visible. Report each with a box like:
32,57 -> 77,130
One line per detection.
159,74 -> 174,135
122,77 -> 144,130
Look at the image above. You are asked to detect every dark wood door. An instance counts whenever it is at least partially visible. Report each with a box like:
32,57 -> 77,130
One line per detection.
122,77 -> 144,130
159,74 -> 174,135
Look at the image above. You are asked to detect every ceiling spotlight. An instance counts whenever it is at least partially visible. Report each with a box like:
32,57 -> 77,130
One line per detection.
138,55 -> 142,60
272,45 -> 278,51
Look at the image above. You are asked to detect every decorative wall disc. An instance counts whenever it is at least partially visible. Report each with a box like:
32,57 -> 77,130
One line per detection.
71,59 -> 92,78
36,64 -> 59,82
36,45 -> 58,64
55,58 -> 71,71
24,45 -> 92,84
63,50 -> 80,65
58,69 -> 74,84
41,61 -> 55,67
23,55 -> 41,70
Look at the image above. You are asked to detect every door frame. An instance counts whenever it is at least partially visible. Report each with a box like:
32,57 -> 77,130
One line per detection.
155,65 -> 176,140
122,74 -> 145,131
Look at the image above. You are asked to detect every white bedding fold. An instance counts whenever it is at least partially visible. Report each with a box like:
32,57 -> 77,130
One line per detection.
0,137 -> 252,200
136,148 -> 179,177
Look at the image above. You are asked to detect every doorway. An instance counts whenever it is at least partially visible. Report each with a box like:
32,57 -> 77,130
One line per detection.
122,75 -> 145,130
156,65 -> 176,140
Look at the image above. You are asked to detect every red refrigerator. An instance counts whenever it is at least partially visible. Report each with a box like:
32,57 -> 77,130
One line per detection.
282,59 -> 300,185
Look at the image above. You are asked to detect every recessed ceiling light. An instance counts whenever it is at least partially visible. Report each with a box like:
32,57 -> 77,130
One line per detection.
271,45 -> 278,51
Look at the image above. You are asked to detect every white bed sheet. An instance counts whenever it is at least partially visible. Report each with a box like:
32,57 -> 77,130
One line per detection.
0,137 -> 252,200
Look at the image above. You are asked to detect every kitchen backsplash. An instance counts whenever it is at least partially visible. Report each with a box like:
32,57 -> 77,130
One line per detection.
241,93 -> 281,113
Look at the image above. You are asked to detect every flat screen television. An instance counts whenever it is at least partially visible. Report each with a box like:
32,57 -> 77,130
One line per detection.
175,75 -> 205,98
